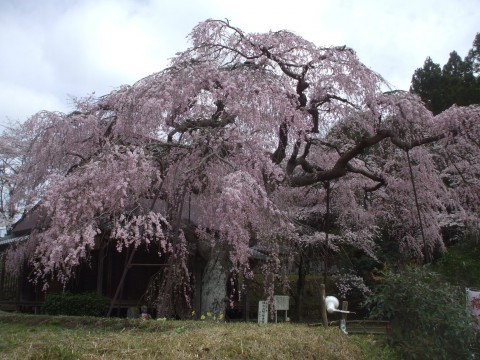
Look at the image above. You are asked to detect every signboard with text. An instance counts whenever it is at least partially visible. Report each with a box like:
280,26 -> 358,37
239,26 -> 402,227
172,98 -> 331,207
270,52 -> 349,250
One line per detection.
467,288 -> 480,330
258,301 -> 268,324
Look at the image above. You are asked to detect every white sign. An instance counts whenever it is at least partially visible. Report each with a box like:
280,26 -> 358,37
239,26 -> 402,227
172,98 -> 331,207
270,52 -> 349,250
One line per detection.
258,301 -> 268,324
274,295 -> 289,323
274,295 -> 289,311
467,288 -> 480,329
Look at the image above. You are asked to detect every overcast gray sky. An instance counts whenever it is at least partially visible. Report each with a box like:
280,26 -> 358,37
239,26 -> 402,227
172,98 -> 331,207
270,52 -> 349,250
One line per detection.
1,0 -> 479,127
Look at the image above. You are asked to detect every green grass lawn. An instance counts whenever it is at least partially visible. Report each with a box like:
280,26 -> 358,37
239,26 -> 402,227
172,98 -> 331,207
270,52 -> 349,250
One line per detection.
0,312 -> 397,359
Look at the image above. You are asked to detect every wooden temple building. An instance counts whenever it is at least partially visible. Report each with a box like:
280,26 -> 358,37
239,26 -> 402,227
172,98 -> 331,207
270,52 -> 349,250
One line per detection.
0,200 -> 268,319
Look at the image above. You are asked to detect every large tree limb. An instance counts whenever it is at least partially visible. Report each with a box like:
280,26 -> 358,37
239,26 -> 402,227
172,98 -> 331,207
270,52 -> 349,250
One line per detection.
167,111 -> 235,142
271,121 -> 289,164
346,163 -> 386,191
287,129 -> 445,187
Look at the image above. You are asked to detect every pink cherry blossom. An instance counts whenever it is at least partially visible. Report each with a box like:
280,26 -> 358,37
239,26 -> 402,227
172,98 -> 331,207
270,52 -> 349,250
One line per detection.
1,19 -> 479,315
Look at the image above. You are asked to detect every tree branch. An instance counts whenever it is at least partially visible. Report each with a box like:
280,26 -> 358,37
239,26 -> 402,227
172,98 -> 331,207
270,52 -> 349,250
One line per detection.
346,163 -> 386,190
287,129 -> 444,187
167,110 -> 235,142
271,121 -> 289,164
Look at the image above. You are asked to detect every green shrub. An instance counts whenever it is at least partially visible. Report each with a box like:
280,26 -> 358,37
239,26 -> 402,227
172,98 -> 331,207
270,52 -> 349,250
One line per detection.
365,266 -> 479,360
434,230 -> 480,289
354,336 -> 400,360
44,292 -> 109,317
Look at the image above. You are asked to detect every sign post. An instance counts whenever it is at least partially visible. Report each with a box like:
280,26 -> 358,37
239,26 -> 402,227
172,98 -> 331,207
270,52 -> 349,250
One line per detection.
258,300 -> 268,324
467,288 -> 480,330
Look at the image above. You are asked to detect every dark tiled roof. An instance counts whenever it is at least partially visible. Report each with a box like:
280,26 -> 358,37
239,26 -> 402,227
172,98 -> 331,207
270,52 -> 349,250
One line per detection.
0,234 -> 28,246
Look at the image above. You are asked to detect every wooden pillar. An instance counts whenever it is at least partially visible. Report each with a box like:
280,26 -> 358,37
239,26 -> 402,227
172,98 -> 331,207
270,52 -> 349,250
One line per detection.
341,301 -> 348,320
320,284 -> 328,328
340,301 -> 348,333
106,246 -> 113,297
296,255 -> 306,322
193,257 -> 203,317
0,254 -> 5,299
16,262 -> 24,312
96,244 -> 105,296
243,277 -> 250,322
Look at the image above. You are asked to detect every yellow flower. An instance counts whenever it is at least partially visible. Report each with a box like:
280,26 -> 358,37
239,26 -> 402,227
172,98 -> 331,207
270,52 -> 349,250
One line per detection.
191,311 -> 195,316
219,314 -> 224,320
207,312 -> 212,317
213,316 -> 216,321
201,315 -> 206,320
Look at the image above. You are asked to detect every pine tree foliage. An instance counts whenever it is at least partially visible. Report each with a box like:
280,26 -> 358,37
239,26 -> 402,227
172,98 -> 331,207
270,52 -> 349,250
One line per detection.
410,33 -> 480,114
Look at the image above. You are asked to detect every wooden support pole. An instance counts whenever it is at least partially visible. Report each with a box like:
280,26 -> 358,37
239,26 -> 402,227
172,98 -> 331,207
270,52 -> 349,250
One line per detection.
320,284 -> 328,328
96,244 -> 105,296
406,150 -> 430,263
341,301 -> 348,322
243,277 -> 250,322
340,301 -> 348,333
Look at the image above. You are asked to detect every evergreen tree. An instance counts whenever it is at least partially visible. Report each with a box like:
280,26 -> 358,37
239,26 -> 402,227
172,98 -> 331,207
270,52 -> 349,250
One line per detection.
410,57 -> 444,114
442,51 -> 468,109
465,33 -> 480,75
410,34 -> 480,114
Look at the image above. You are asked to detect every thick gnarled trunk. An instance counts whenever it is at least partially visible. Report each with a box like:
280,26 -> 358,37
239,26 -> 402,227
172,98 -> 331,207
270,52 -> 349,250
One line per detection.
200,255 -> 229,316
